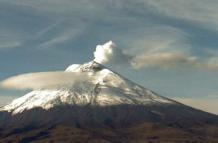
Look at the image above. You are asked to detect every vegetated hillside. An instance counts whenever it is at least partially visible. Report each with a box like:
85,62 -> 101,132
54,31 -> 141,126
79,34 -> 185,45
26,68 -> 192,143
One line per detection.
1,122 -> 218,143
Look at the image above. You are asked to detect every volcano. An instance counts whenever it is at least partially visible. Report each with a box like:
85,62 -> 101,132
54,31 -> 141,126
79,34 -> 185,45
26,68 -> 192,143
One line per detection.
0,61 -> 218,143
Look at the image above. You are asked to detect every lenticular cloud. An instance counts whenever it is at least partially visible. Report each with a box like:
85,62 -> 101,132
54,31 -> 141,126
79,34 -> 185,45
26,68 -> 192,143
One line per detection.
0,72 -> 90,90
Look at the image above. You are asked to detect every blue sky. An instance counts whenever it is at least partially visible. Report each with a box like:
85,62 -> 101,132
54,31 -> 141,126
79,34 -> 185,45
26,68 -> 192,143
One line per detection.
0,0 -> 218,114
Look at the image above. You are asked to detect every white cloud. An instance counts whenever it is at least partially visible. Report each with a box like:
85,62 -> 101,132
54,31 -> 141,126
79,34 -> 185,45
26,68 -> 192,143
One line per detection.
92,25 -> 218,71
94,38 -> 218,71
93,41 -> 131,65
92,27 -> 199,70
145,0 -> 218,30
114,26 -> 200,70
132,52 -> 198,69
0,72 -> 91,90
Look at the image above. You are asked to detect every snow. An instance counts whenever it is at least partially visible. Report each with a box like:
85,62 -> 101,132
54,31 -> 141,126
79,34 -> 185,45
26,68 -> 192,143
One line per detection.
1,61 -> 176,114
65,64 -> 81,72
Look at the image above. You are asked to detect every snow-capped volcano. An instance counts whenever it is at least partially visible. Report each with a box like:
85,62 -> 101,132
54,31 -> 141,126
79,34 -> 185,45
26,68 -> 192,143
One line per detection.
1,60 -> 218,143
1,43 -> 218,143
1,61 -> 175,114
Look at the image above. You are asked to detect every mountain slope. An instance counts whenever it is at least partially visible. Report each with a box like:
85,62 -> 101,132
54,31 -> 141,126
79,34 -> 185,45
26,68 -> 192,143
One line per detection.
0,61 -> 218,142
1,61 -> 175,114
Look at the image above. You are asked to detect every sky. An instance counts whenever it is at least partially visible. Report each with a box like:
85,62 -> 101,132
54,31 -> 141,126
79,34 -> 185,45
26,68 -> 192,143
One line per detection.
0,0 -> 218,114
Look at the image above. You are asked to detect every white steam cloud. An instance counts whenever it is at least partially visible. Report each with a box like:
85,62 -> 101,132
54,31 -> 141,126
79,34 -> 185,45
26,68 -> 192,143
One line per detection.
94,41 -> 131,65
94,41 -> 218,71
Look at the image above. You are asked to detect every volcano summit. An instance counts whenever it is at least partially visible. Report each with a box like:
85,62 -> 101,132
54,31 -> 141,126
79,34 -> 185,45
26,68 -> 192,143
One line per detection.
0,60 -> 218,142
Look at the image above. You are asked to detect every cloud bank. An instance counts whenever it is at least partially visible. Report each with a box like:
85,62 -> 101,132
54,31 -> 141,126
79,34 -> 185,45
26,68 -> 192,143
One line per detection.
0,72 -> 91,90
